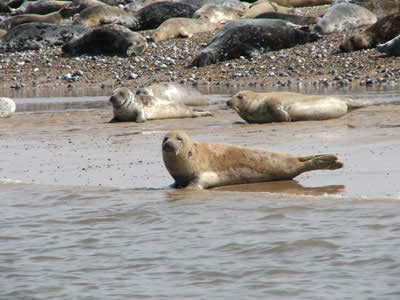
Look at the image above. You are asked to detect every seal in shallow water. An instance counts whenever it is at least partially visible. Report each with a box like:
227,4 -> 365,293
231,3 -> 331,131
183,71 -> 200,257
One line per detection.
226,90 -> 365,123
109,87 -> 212,122
62,24 -> 147,56
191,19 -> 320,67
162,130 -> 343,189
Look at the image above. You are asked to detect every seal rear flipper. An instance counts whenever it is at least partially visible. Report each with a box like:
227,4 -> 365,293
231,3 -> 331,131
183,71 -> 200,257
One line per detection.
299,154 -> 343,171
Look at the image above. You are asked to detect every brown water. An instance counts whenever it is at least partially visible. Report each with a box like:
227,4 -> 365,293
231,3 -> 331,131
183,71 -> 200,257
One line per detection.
1,88 -> 400,299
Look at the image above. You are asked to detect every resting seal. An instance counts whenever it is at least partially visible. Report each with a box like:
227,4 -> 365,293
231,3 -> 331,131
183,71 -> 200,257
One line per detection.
109,87 -> 212,122
243,1 -> 296,18
255,12 -> 319,25
10,0 -> 70,15
0,97 -> 16,118
162,130 -> 343,189
151,17 -> 221,42
193,5 -> 244,24
351,0 -> 400,18
0,23 -> 89,52
0,8 -> 72,30
139,82 -> 209,106
259,0 -> 332,7
62,24 -> 147,56
191,19 -> 319,67
377,34 -> 400,56
313,3 -> 377,34
72,5 -> 137,28
227,90 -> 366,123
340,13 -> 400,52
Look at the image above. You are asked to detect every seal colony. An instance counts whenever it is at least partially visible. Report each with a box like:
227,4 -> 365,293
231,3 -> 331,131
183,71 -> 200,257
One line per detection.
162,130 -> 343,189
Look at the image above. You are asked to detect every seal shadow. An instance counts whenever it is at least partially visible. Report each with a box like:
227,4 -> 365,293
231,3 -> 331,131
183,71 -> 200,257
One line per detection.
211,180 -> 345,195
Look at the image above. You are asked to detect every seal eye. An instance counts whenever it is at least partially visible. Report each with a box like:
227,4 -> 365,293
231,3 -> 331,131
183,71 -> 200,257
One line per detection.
176,136 -> 183,143
237,94 -> 243,100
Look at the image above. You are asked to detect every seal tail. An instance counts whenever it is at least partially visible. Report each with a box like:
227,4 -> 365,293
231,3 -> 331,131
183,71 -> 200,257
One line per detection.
299,154 -> 343,171
344,98 -> 372,110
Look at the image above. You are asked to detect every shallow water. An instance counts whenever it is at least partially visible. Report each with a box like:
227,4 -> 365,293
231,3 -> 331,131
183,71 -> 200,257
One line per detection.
1,87 -> 400,299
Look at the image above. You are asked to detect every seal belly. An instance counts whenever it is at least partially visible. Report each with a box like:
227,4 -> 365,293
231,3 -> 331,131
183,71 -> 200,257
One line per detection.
288,99 -> 348,121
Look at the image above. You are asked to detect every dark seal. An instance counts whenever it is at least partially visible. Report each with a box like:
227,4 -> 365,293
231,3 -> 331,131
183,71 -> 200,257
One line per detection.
255,12 -> 319,25
191,19 -> 320,67
340,13 -> 400,52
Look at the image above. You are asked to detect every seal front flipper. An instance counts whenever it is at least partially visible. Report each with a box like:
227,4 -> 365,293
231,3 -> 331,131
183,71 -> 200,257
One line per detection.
270,104 -> 292,122
299,154 -> 343,172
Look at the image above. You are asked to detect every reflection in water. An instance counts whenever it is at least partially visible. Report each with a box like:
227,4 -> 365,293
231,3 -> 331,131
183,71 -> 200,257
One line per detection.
212,180 -> 345,195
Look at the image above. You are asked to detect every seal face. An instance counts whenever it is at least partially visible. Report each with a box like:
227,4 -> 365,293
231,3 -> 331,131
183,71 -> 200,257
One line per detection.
109,87 -> 212,122
191,19 -> 320,67
0,97 -> 16,118
162,130 -> 343,189
313,3 -> 377,34
62,24 -> 147,56
227,90 -> 349,123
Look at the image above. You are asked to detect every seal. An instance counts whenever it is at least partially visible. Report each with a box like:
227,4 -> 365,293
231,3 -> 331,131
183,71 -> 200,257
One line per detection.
243,1 -> 296,18
0,8 -> 72,30
340,13 -> 400,52
151,17 -> 221,42
313,3 -> 377,34
109,87 -> 212,122
351,0 -> 400,18
162,130 -> 343,189
226,90 -> 365,123
0,97 -> 16,118
10,0 -> 70,15
130,2 -> 197,31
193,5 -> 244,24
255,12 -> 319,25
72,5 -> 137,28
252,0 -> 332,8
62,24 -> 147,56
139,82 -> 209,106
191,19 -> 320,67
0,22 -> 89,52
377,34 -> 400,56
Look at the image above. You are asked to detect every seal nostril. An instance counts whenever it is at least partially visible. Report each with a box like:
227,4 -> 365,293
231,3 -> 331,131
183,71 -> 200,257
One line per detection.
226,100 -> 232,107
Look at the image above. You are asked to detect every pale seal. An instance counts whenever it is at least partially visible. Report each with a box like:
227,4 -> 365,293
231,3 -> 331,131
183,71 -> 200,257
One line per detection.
72,5 -> 137,28
0,97 -> 16,118
243,1 -> 296,18
0,8 -> 72,30
313,3 -> 377,34
191,19 -> 320,67
253,0 -> 332,7
62,24 -> 147,57
193,5 -> 244,24
109,87 -> 212,122
227,90 -> 366,123
162,130 -> 343,189
151,17 -> 221,42
139,82 -> 209,106
340,13 -> 400,52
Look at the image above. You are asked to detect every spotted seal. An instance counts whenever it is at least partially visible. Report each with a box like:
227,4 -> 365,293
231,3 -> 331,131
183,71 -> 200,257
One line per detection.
162,130 -> 343,189
109,87 -> 212,122
191,19 -> 320,67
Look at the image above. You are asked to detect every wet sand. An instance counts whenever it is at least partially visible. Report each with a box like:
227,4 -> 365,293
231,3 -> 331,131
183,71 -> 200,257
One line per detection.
1,98 -> 399,199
